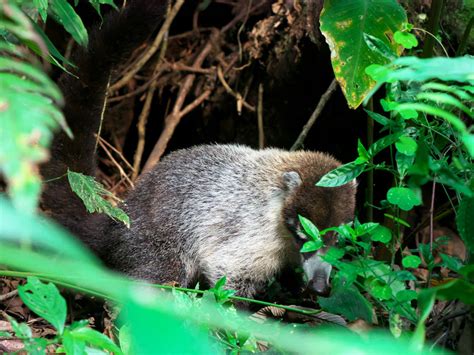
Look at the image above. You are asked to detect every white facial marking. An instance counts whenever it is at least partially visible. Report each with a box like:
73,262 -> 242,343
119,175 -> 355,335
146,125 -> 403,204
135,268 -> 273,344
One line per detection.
302,253 -> 332,284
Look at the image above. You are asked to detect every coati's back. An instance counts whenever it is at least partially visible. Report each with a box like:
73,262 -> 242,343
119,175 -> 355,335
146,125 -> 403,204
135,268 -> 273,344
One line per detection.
106,145 -> 356,297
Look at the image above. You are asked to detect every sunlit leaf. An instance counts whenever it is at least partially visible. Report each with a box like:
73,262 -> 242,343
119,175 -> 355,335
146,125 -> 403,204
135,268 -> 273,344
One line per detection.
394,31 -> 418,49
320,0 -> 406,108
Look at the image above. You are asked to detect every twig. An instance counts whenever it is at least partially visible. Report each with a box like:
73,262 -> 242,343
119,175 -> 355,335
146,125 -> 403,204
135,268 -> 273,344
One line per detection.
426,179 -> 437,288
95,74 -> 111,152
429,180 -> 436,254
131,16 -> 171,181
97,137 -> 134,188
109,0 -> 185,92
171,62 -> 214,75
142,31 -> 218,173
366,98 -> 374,222
257,83 -> 264,148
290,79 -> 338,151
180,89 -> 212,117
0,289 -> 18,302
108,70 -> 163,103
217,65 -> 255,113
98,136 -> 134,172
132,87 -> 156,181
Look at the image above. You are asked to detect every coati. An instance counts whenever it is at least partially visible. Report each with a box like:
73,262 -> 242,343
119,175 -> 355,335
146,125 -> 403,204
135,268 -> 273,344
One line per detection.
41,0 -> 357,299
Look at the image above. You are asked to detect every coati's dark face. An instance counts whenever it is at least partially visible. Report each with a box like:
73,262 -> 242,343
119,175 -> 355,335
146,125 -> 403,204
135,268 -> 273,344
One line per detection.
281,170 -> 357,297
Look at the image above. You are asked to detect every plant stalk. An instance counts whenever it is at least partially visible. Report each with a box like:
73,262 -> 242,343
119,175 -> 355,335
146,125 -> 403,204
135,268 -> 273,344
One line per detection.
421,0 -> 445,58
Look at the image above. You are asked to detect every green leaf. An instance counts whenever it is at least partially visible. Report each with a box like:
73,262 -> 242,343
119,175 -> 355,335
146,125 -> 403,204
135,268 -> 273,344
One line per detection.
17,277 -> 67,334
384,213 -> 411,227
30,20 -> 76,69
318,283 -> 373,322
389,313 -> 402,338
88,0 -> 119,17
322,247 -> 345,263
395,136 -> 418,156
67,170 -> 130,227
298,215 -> 320,240
439,253 -> 463,272
395,289 -> 418,302
0,57 -> 66,213
435,167 -> 473,197
396,152 -> 415,178
387,187 -> 422,211
357,139 -> 369,163
0,197 -> 97,263
421,82 -> 474,101
365,109 -> 390,126
370,280 -> 392,300
370,225 -> 392,244
388,56 -> 474,83
66,326 -> 123,355
33,0 -> 49,21
8,316 -> 32,338
300,240 -> 323,253
402,255 -> 421,268
393,31 -> 418,49
363,33 -> 397,60
119,325 -> 132,355
396,103 -> 467,133
365,63 -> 391,82
354,222 -> 379,237
417,92 -> 473,118
367,132 -> 403,157
462,133 -> 474,158
49,0 -> 89,46
456,197 -> 474,259
316,162 -> 365,187
319,0 -> 407,108
408,141 -> 430,176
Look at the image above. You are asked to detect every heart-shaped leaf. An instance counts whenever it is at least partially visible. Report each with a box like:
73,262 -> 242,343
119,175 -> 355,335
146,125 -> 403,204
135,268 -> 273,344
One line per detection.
370,225 -> 392,244
395,136 -> 418,156
387,187 -> 422,211
402,255 -> 421,268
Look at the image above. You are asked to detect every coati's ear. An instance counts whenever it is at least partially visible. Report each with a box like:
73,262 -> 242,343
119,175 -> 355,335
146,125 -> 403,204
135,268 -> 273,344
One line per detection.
282,171 -> 302,192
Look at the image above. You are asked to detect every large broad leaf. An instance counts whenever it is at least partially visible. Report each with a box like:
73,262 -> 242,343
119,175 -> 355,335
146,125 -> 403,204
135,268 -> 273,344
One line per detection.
320,0 -> 406,108
318,282 -> 373,322
18,277 -> 67,334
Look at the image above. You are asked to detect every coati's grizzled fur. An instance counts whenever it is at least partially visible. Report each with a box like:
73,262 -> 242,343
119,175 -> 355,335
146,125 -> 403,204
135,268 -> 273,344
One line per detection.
42,0 -> 357,298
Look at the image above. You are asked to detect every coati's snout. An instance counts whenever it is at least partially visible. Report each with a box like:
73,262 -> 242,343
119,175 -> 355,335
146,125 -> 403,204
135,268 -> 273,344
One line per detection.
302,252 -> 332,297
